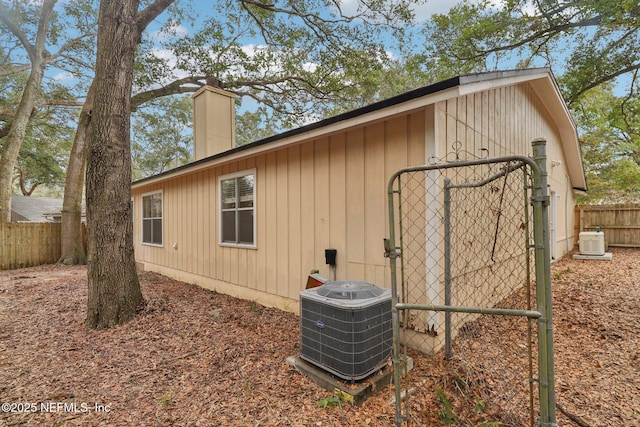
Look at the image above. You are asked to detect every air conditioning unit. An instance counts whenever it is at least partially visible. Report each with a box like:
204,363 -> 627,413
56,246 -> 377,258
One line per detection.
299,280 -> 392,381
579,231 -> 605,256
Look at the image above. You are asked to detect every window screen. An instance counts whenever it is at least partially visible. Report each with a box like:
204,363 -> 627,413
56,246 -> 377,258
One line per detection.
142,192 -> 163,245
220,172 -> 255,246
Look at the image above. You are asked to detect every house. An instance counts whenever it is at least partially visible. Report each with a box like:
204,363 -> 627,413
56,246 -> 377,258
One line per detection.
131,68 -> 586,316
10,195 -> 86,223
11,195 -> 63,222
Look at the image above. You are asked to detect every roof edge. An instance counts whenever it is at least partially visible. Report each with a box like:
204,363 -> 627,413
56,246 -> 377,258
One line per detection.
133,75 -> 462,186
133,67 -> 561,187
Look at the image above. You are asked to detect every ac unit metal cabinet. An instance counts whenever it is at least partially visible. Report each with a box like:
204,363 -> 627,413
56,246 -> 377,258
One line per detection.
579,231 -> 605,256
299,281 -> 392,382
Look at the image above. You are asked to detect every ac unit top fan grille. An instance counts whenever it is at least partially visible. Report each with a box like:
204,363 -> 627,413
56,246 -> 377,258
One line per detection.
314,280 -> 386,301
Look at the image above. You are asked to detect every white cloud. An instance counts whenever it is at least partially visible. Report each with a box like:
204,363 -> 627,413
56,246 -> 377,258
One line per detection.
332,0 -> 358,17
151,48 -> 178,62
521,1 -> 538,16
335,0 -> 466,23
303,62 -> 317,73
151,22 -> 189,43
52,71 -> 74,81
412,0 -> 462,21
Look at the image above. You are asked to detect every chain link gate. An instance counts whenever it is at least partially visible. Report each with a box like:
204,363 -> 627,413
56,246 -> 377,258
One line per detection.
385,139 -> 556,426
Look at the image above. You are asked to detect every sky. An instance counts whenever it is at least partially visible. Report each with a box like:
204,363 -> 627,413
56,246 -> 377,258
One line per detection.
340,0 -> 464,21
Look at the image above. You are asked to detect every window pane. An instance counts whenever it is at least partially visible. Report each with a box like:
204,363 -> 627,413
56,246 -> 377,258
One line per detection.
152,218 -> 163,245
220,172 -> 255,246
143,193 -> 162,219
222,211 -> 236,242
221,179 -> 236,209
238,175 -> 254,208
143,219 -> 152,243
238,210 -> 254,244
143,196 -> 152,218
151,194 -> 162,218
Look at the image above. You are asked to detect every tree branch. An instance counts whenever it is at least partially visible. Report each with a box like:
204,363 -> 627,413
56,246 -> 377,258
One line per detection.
0,63 -> 31,77
33,0 -> 58,61
130,76 -> 208,110
38,100 -> 85,108
0,3 -> 37,62
569,63 -> 640,104
240,1 -> 274,45
46,28 -> 97,64
238,0 -> 358,49
136,0 -> 176,35
54,53 -> 95,72
240,0 -> 275,10
620,70 -> 640,141
0,106 -> 40,138
457,15 -> 603,64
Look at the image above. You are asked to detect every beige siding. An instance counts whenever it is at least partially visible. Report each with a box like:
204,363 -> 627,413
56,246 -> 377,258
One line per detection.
328,133 -> 346,282
287,146 -> 302,297
133,109 -> 428,309
345,127 -> 366,279
434,82 -> 576,257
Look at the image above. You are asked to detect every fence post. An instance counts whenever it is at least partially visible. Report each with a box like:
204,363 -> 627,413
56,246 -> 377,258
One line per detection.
444,178 -> 452,360
386,174 -> 403,427
531,138 -> 557,426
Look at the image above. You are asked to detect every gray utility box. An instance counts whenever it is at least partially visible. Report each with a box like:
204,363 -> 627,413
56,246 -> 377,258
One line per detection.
299,281 -> 392,382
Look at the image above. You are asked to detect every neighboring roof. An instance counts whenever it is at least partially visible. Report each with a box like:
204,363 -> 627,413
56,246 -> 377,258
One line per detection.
133,68 -> 586,192
11,195 -> 63,222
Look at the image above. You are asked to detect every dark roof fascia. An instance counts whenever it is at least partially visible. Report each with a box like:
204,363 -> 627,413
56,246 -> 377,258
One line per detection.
132,67 -> 554,186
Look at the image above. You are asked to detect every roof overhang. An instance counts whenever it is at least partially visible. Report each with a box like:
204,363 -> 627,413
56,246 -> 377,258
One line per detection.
133,68 -> 586,192
133,78 -> 460,188
456,69 -> 586,192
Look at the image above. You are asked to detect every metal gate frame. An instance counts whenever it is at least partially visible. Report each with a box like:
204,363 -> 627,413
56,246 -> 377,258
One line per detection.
385,138 -> 557,426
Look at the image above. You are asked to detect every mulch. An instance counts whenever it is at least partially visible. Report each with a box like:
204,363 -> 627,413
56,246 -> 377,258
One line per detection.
0,248 -> 639,426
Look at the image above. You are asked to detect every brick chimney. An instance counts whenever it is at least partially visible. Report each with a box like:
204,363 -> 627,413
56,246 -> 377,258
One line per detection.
192,83 -> 236,160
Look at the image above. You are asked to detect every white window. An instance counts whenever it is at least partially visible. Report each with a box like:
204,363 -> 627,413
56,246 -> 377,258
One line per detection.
142,191 -> 163,246
219,169 -> 255,247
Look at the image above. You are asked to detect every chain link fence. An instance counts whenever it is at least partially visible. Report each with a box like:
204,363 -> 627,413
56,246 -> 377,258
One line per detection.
386,140 -> 556,426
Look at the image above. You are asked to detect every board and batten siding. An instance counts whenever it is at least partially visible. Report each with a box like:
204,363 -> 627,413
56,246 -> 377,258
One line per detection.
132,110 -> 427,312
434,82 -> 576,257
436,83 -> 557,158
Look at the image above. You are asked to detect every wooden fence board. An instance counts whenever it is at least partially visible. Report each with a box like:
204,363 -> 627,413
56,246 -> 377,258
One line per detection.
0,223 -> 62,270
575,204 -> 640,248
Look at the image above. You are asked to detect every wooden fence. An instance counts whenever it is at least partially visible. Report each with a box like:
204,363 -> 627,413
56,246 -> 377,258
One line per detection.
0,222 -> 62,270
575,204 -> 640,248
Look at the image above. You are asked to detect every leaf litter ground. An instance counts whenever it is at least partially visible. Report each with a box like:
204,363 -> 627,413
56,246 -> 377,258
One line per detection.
0,248 -> 638,426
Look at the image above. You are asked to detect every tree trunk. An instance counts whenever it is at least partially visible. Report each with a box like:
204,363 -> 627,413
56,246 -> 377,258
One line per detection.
59,84 -> 94,265
0,0 -> 56,222
85,0 -> 143,329
0,73 -> 45,221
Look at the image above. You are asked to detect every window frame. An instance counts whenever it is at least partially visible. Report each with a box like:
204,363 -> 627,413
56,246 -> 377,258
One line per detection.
218,169 -> 257,249
141,190 -> 164,247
